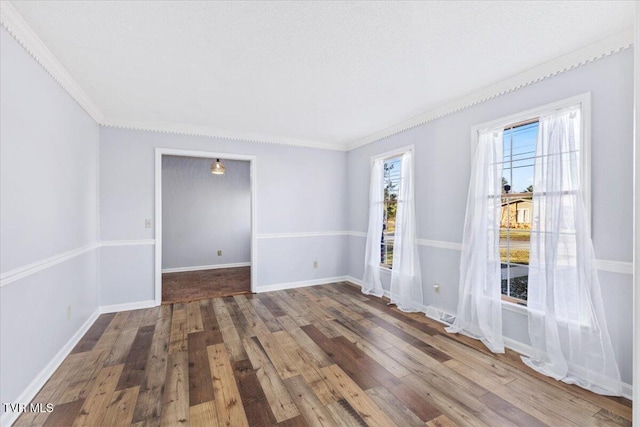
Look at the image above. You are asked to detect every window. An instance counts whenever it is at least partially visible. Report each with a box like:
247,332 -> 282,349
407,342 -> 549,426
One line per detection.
381,156 -> 402,267
488,95 -> 590,307
516,208 -> 530,224
471,94 -> 591,308
499,121 -> 538,304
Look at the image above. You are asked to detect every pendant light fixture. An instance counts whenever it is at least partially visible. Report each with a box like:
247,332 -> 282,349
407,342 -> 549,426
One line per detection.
211,158 -> 225,175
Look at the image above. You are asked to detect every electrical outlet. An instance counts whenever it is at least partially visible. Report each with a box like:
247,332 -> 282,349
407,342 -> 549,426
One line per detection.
66,305 -> 71,320
145,219 -> 152,228
217,250 -> 222,256
433,283 -> 441,294
313,261 -> 318,268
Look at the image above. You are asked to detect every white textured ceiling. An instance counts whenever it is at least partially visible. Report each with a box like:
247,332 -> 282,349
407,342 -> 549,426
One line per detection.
7,1 -> 636,148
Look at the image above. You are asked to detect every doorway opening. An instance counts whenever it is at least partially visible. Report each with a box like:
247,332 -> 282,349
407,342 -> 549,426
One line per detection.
154,148 -> 257,305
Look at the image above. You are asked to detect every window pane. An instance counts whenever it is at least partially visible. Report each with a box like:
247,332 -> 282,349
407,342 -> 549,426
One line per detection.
381,242 -> 394,266
500,120 -> 537,304
381,156 -> 402,266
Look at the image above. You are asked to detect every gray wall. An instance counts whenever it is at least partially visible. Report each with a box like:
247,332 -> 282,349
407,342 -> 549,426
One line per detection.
162,156 -> 251,270
0,28 -> 100,406
346,47 -> 635,385
1,20 -> 634,410
99,128 -> 348,304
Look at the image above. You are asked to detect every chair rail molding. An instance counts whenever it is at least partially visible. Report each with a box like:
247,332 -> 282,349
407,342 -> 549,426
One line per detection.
0,243 -> 98,287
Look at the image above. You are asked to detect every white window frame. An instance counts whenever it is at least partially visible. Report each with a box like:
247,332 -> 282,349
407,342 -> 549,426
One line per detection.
470,93 -> 592,313
371,145 -> 415,272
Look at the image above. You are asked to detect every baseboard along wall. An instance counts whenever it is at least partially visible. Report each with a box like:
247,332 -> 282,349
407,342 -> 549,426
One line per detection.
161,262 -> 251,274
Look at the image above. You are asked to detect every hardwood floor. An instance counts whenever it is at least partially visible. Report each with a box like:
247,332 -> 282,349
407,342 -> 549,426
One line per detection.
16,282 -> 632,426
162,266 -> 250,304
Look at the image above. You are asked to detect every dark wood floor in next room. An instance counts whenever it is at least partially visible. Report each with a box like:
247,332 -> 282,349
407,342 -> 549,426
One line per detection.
16,282 -> 632,426
162,266 -> 250,304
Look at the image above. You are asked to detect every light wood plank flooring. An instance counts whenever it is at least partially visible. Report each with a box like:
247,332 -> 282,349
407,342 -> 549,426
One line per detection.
16,282 -> 632,426
162,266 -> 250,304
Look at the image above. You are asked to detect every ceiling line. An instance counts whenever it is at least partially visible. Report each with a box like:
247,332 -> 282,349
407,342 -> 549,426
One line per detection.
0,1 -> 104,123
99,118 -> 349,151
346,29 -> 634,151
1,2 -> 633,152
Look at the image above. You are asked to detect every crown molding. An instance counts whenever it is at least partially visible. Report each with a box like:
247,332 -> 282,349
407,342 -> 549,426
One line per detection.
2,0 -> 633,153
346,29 -> 634,151
0,1 -> 104,123
101,118 -> 348,152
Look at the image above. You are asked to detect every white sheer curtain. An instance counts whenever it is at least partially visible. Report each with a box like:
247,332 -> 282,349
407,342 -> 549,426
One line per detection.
523,107 -> 622,395
446,128 -> 505,353
389,151 -> 423,312
361,159 -> 384,297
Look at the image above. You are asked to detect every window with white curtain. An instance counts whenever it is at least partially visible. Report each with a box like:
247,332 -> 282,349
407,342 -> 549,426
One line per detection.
362,146 -> 422,312
453,93 -> 621,395
473,94 -> 592,312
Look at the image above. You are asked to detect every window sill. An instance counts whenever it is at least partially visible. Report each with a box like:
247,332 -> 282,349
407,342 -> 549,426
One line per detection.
501,300 -> 594,329
501,300 -> 528,315
380,266 -> 392,274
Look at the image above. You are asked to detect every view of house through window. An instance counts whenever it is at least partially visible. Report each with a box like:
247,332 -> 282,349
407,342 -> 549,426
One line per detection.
381,156 -> 402,267
500,121 -> 539,304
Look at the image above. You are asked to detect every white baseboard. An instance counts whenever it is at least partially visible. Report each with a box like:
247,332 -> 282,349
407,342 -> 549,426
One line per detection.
503,336 -> 533,358
256,276 -> 349,293
345,275 -> 363,287
100,299 -> 157,314
621,382 -> 633,402
162,262 -> 251,274
344,276 -> 428,312
0,308 -> 100,427
423,305 -> 633,401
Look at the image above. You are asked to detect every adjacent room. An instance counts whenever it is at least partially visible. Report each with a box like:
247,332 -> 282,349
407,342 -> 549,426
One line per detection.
161,155 -> 253,304
1,1 -> 638,426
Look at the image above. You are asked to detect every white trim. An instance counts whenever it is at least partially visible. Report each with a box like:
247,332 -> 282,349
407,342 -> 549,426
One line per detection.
623,382 -> 634,403
470,93 -> 592,235
633,4 -> 640,418
1,1 -> 631,153
0,307 -> 100,427
99,239 -> 155,247
470,93 -> 591,139
348,233 -> 631,274
502,300 -> 528,316
594,259 -> 634,275
256,276 -> 348,293
0,243 -> 98,287
347,31 -> 633,151
155,148 -> 258,305
370,144 -> 415,163
503,336 -> 534,358
416,238 -> 463,251
100,299 -> 156,314
422,304 -> 634,400
101,120 -> 346,152
345,276 -> 364,287
162,262 -> 251,274
257,231 -> 351,239
156,148 -> 257,162
0,1 -> 104,123
347,231 -> 367,238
